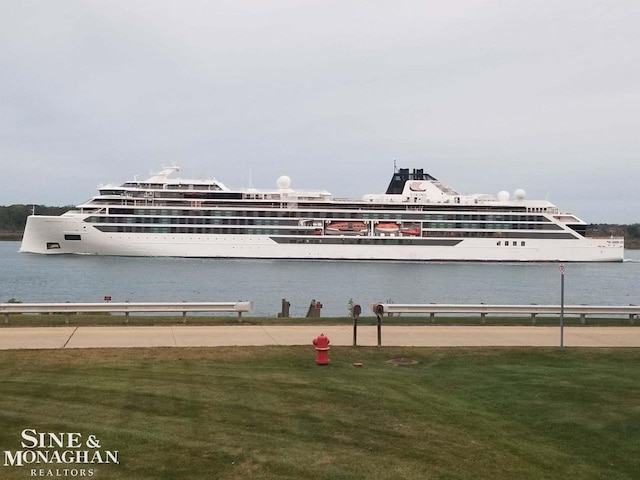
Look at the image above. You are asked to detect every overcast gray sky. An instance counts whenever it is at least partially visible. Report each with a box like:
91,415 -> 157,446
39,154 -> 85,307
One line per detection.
1,0 -> 638,223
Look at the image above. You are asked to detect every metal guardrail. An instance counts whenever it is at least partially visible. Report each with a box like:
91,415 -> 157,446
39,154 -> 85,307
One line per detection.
1,301 -> 253,324
373,303 -> 640,322
359,303 -> 640,347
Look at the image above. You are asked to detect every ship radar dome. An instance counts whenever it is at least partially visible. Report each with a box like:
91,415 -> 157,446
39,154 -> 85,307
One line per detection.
514,188 -> 526,200
497,191 -> 510,201
277,175 -> 291,189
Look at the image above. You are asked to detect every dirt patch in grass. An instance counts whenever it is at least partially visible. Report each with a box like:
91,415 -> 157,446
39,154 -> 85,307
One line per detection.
386,357 -> 418,365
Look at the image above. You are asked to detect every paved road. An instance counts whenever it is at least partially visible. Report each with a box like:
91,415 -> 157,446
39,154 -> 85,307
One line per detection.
1,325 -> 640,350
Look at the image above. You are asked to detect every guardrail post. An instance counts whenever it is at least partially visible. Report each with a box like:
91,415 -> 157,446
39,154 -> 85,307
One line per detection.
65,314 -> 70,325
124,312 -> 129,324
480,312 -> 486,325
4,313 -> 9,324
237,311 -> 243,322
430,312 -> 435,323
580,313 -> 586,325
183,311 -> 187,324
531,313 -> 537,324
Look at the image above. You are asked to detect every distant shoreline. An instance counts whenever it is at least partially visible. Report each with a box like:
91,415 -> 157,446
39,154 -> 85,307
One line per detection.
0,233 -> 22,241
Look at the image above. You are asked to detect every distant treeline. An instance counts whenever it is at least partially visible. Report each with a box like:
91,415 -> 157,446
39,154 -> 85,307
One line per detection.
0,205 -> 71,240
587,224 -> 640,249
1,204 -> 639,247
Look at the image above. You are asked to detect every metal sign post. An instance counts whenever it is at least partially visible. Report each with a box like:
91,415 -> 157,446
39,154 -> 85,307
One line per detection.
374,304 -> 384,347
559,263 -> 565,350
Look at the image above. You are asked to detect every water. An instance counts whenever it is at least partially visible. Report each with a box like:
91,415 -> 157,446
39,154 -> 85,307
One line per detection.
1,242 -> 639,317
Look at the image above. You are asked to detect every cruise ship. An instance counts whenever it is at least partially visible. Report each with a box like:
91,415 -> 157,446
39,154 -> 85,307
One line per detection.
20,167 -> 624,261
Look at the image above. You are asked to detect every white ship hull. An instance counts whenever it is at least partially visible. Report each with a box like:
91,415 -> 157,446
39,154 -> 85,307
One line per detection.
20,214 -> 624,262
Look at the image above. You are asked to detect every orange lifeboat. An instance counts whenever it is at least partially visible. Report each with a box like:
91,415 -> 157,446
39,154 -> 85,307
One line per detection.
326,222 -> 368,235
375,222 -> 400,234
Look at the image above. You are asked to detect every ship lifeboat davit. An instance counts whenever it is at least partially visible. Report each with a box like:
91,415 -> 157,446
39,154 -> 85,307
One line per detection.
326,222 -> 368,235
375,222 -> 400,234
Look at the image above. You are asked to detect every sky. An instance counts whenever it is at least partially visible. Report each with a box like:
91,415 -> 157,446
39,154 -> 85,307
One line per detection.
1,0 -> 638,223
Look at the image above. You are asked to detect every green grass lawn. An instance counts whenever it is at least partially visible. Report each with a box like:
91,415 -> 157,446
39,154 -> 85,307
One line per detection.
1,347 -> 639,479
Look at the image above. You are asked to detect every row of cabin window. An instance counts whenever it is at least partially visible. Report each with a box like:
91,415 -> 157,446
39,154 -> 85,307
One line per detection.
88,216 -> 559,230
106,208 -> 551,223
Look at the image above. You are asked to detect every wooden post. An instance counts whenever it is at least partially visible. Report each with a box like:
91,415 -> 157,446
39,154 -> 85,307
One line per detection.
352,304 -> 361,347
306,300 -> 321,318
353,316 -> 358,347
374,304 -> 384,347
278,299 -> 290,318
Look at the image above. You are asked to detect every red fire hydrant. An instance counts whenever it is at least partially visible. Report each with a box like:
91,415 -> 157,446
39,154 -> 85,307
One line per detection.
312,333 -> 330,365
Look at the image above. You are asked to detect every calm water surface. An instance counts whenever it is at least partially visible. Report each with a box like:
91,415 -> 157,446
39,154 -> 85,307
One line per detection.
1,242 -> 638,317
